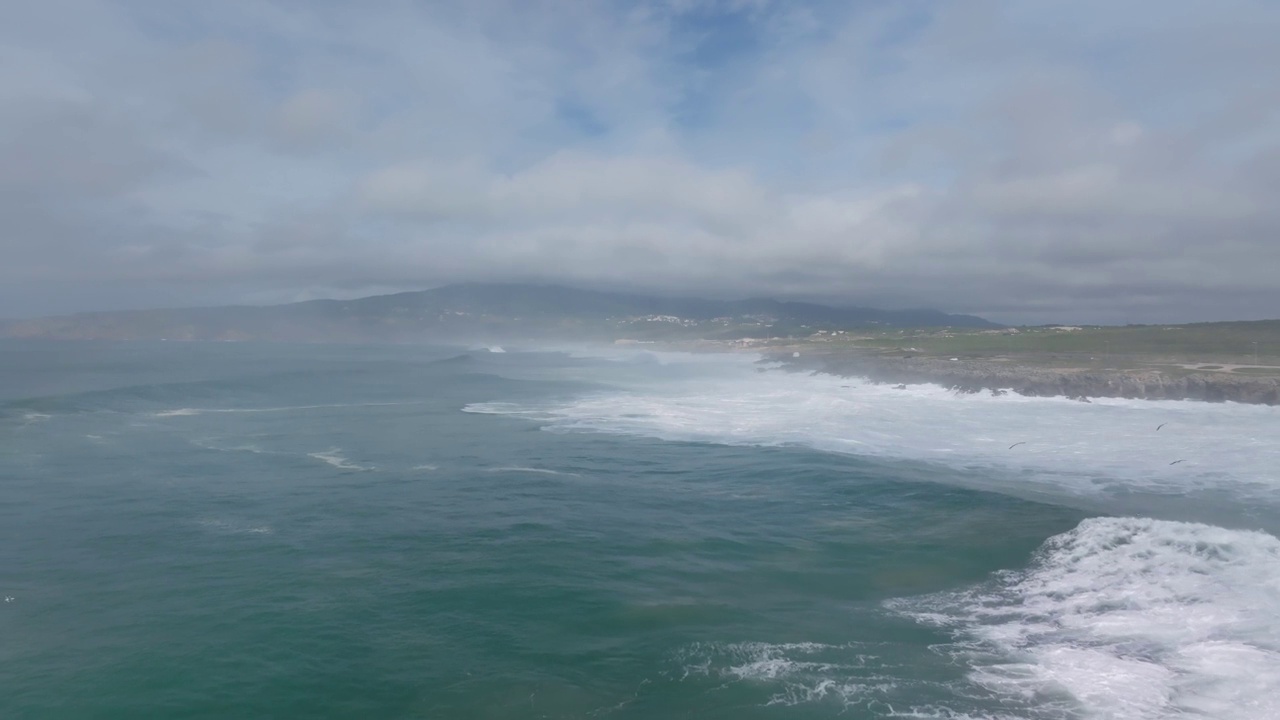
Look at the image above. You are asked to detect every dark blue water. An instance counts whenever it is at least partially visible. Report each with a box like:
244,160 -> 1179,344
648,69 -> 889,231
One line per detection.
2,341 -> 1276,719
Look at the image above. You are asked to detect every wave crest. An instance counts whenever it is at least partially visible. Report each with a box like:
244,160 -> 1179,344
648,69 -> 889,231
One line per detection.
890,517 -> 1280,720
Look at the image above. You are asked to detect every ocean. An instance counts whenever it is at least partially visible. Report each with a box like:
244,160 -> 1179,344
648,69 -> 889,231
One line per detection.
1,340 -> 1277,719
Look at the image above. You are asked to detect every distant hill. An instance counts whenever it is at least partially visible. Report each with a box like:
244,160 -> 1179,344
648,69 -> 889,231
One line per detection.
0,283 -> 1000,343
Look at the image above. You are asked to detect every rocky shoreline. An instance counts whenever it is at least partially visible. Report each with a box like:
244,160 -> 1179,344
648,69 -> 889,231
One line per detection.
768,350 -> 1280,406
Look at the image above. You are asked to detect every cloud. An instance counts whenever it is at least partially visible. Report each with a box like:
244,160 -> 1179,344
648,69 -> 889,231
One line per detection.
1,0 -> 1278,323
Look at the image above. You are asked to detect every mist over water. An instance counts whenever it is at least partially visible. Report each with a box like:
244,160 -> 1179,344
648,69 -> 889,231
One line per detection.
1,341 -> 1276,719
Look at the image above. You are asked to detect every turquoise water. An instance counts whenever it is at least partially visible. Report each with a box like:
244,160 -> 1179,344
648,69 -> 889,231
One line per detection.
2,341 -> 1277,719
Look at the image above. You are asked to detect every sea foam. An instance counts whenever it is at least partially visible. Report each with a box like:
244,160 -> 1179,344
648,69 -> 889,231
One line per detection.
485,466 -> 580,477
307,449 -> 373,471
474,352 -> 1280,717
890,517 -> 1280,720
464,353 -> 1280,512
674,641 -> 893,710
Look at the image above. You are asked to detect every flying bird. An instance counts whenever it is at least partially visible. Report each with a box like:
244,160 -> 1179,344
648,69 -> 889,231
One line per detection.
1157,423 -> 1167,431
1009,442 -> 1026,450
1169,459 -> 1185,465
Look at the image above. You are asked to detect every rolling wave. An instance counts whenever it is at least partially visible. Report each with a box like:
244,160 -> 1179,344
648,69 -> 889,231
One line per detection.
473,352 -> 1280,718
155,401 -> 425,418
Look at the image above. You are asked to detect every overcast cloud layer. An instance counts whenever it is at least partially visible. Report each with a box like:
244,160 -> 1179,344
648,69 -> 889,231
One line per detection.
2,0 -> 1279,324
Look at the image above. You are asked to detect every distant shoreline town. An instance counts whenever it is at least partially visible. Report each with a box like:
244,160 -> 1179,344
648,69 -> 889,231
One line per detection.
4,283 -> 1277,405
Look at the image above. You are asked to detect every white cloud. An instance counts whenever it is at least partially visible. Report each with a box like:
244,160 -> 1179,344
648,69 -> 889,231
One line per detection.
1,0 -> 1278,323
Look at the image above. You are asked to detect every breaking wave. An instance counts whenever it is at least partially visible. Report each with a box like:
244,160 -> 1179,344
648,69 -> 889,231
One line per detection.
890,517 -> 1280,720
463,354 -> 1280,514
470,352 -> 1280,718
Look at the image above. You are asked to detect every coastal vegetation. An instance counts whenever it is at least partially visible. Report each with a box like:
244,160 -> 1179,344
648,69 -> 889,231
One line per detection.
767,322 -> 1280,377
2,284 -> 1276,385
838,322 -> 1280,364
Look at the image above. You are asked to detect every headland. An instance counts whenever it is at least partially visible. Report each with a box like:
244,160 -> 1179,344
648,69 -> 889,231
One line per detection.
735,324 -> 1280,405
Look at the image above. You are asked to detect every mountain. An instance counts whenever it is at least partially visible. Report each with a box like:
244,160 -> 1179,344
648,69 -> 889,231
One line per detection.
0,283 -> 1000,343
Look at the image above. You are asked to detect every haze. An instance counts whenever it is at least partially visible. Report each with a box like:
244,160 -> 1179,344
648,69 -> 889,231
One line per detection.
3,0 -> 1278,325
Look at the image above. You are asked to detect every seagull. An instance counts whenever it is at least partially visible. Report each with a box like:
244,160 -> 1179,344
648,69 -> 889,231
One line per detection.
1157,423 -> 1167,431
1009,442 -> 1026,450
1169,459 -> 1186,465
3,597 -> 12,603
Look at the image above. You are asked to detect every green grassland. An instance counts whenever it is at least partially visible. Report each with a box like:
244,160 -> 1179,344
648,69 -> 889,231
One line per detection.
774,320 -> 1280,376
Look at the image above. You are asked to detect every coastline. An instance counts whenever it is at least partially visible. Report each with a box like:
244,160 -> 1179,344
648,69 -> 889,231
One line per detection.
762,347 -> 1280,406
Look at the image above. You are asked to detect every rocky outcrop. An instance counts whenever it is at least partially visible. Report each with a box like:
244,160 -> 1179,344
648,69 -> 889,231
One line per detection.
771,351 -> 1280,405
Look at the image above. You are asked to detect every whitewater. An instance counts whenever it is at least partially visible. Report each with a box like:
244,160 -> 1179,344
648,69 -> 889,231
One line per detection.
2,340 -> 1276,719
467,349 -> 1280,719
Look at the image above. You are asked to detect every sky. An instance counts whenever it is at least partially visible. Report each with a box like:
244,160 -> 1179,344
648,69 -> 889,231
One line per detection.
2,0 -> 1279,325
